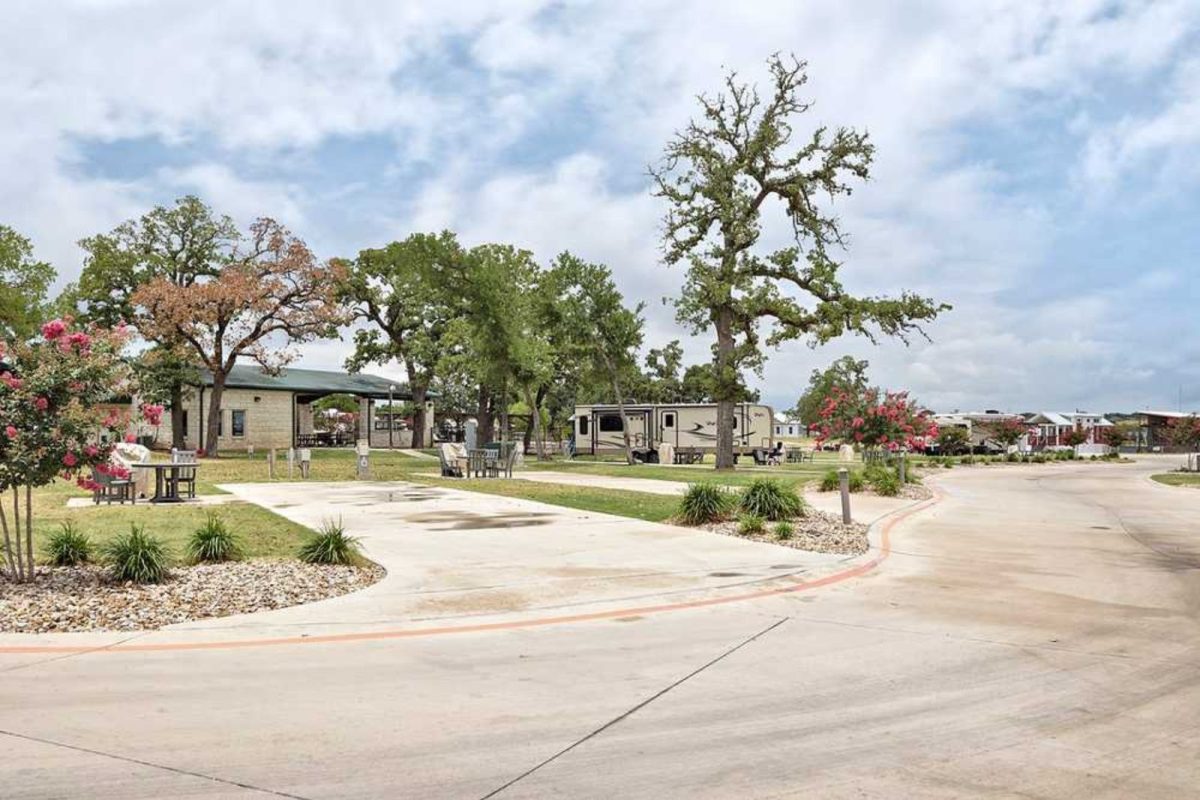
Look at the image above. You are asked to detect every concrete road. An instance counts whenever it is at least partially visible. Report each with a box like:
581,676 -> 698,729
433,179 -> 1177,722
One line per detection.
2,458 -> 1198,798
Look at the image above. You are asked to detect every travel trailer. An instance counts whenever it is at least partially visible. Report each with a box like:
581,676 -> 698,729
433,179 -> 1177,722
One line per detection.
572,403 -> 775,461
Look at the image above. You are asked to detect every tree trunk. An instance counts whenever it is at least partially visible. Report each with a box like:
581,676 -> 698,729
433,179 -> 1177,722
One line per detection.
170,381 -> 187,449
205,375 -> 226,458
0,489 -> 15,580
522,385 -> 545,461
11,486 -> 25,581
603,351 -> 637,465
24,483 -> 32,582
476,385 -> 494,444
410,384 -> 428,449
713,309 -> 736,471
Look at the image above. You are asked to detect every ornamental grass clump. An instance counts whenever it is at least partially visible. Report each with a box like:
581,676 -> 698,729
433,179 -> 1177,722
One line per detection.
105,524 -> 170,584
737,513 -> 765,536
774,521 -> 795,540
44,521 -> 93,566
298,518 -> 362,565
678,482 -> 735,525
186,513 -> 243,563
819,469 -> 864,492
869,470 -> 900,497
739,478 -> 805,521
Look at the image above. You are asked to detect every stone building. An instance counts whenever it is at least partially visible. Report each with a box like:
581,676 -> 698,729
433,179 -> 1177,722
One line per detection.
143,365 -> 432,451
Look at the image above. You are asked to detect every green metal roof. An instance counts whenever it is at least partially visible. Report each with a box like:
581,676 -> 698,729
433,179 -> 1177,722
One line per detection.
197,365 -> 424,400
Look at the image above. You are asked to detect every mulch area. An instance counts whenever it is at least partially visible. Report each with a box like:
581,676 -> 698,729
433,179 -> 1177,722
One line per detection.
0,560 -> 385,633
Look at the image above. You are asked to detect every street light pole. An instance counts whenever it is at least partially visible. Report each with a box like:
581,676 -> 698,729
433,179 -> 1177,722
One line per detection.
388,385 -> 396,450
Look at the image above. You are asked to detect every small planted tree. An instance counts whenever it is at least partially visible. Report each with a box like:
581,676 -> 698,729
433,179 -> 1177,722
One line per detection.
813,385 -> 938,454
0,319 -> 130,581
1166,415 -> 1200,452
935,426 -> 972,456
983,417 -> 1028,453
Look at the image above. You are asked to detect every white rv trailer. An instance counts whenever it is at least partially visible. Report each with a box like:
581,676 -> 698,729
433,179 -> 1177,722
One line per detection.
572,403 -> 775,461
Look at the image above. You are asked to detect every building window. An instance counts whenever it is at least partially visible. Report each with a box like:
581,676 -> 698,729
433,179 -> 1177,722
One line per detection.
663,412 -> 675,428
218,412 -> 223,437
578,414 -> 589,436
599,414 -> 623,432
231,409 -> 246,438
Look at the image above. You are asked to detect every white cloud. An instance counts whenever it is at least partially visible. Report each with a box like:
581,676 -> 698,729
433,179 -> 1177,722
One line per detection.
0,0 -> 1196,411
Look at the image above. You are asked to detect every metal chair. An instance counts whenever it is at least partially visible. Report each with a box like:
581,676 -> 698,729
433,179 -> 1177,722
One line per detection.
172,449 -> 199,499
92,470 -> 135,505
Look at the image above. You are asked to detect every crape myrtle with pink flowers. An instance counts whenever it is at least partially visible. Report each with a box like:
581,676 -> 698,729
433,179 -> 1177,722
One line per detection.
0,318 -> 134,581
812,385 -> 939,453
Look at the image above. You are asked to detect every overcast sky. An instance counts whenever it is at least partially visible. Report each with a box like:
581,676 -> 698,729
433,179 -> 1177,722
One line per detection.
4,1 -> 1198,413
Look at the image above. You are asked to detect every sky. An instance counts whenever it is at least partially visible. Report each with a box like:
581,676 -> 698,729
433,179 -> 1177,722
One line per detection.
3,0 -> 1198,414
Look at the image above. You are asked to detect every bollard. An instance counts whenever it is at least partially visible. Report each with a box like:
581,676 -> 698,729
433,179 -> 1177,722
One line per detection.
838,467 -> 852,524
356,440 -> 370,480
299,448 -> 311,479
898,452 -> 906,486
268,448 -> 276,479
287,447 -> 295,479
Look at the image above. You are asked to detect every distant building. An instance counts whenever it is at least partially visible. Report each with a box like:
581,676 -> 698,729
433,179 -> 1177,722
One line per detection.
773,414 -> 806,438
1025,412 -> 1112,451
1138,410 -> 1199,452
932,411 -> 1027,452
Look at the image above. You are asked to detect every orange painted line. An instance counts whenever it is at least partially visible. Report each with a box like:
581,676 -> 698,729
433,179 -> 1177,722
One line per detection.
0,490 -> 941,655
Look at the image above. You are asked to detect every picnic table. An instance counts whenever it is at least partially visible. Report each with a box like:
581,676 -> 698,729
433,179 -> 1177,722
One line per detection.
674,447 -> 704,465
129,462 -> 201,504
787,449 -> 815,463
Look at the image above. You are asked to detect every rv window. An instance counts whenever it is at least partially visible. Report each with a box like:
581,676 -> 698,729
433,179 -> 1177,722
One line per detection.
732,416 -> 738,428
579,415 -> 590,435
663,412 -> 675,428
599,414 -> 624,432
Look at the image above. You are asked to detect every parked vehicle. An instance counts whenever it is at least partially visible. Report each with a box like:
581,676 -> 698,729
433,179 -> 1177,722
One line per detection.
572,403 -> 775,461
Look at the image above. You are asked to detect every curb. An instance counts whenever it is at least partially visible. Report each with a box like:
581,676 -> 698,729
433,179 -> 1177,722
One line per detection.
0,487 -> 944,656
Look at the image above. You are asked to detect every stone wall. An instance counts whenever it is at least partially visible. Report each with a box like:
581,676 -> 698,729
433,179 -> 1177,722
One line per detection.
146,389 -> 294,452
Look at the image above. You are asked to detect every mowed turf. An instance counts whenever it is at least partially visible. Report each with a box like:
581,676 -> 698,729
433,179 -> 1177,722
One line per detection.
1151,472 -> 1200,488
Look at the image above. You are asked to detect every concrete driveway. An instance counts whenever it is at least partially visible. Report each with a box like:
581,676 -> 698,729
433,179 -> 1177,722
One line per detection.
2,457 -> 1198,798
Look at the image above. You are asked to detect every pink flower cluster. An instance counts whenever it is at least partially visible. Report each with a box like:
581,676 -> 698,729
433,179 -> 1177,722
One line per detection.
141,403 -> 165,426
814,386 -> 938,452
1,371 -> 22,390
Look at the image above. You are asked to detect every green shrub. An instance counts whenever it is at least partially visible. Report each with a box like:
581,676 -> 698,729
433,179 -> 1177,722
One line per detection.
1032,454 -> 1047,463
821,469 -> 865,492
774,521 -> 795,540
1006,452 -> 1019,463
737,514 -> 765,535
186,513 -> 242,563
298,518 -> 363,565
678,482 -> 735,525
739,478 -> 805,521
870,470 -> 900,496
44,522 -> 93,566
960,455 -> 975,465
105,525 -> 170,584
942,461 -> 953,469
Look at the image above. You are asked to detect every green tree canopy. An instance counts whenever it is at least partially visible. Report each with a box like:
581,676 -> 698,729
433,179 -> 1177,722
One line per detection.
791,355 -> 870,425
341,231 -> 464,448
0,225 -> 55,342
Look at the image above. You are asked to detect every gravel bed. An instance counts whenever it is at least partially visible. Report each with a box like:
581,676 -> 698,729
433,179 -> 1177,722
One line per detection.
0,560 -> 385,633
810,483 -> 932,501
701,508 -> 870,555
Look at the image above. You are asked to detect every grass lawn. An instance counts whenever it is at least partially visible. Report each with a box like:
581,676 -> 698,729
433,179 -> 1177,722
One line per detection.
17,482 -> 313,565
1151,473 -> 1200,488
430,477 -> 681,523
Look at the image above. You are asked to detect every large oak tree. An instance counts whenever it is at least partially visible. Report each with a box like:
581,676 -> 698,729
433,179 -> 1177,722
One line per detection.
651,55 -> 949,469
134,218 -> 346,456
340,232 -> 463,448
0,225 -> 55,343
76,196 -> 237,447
